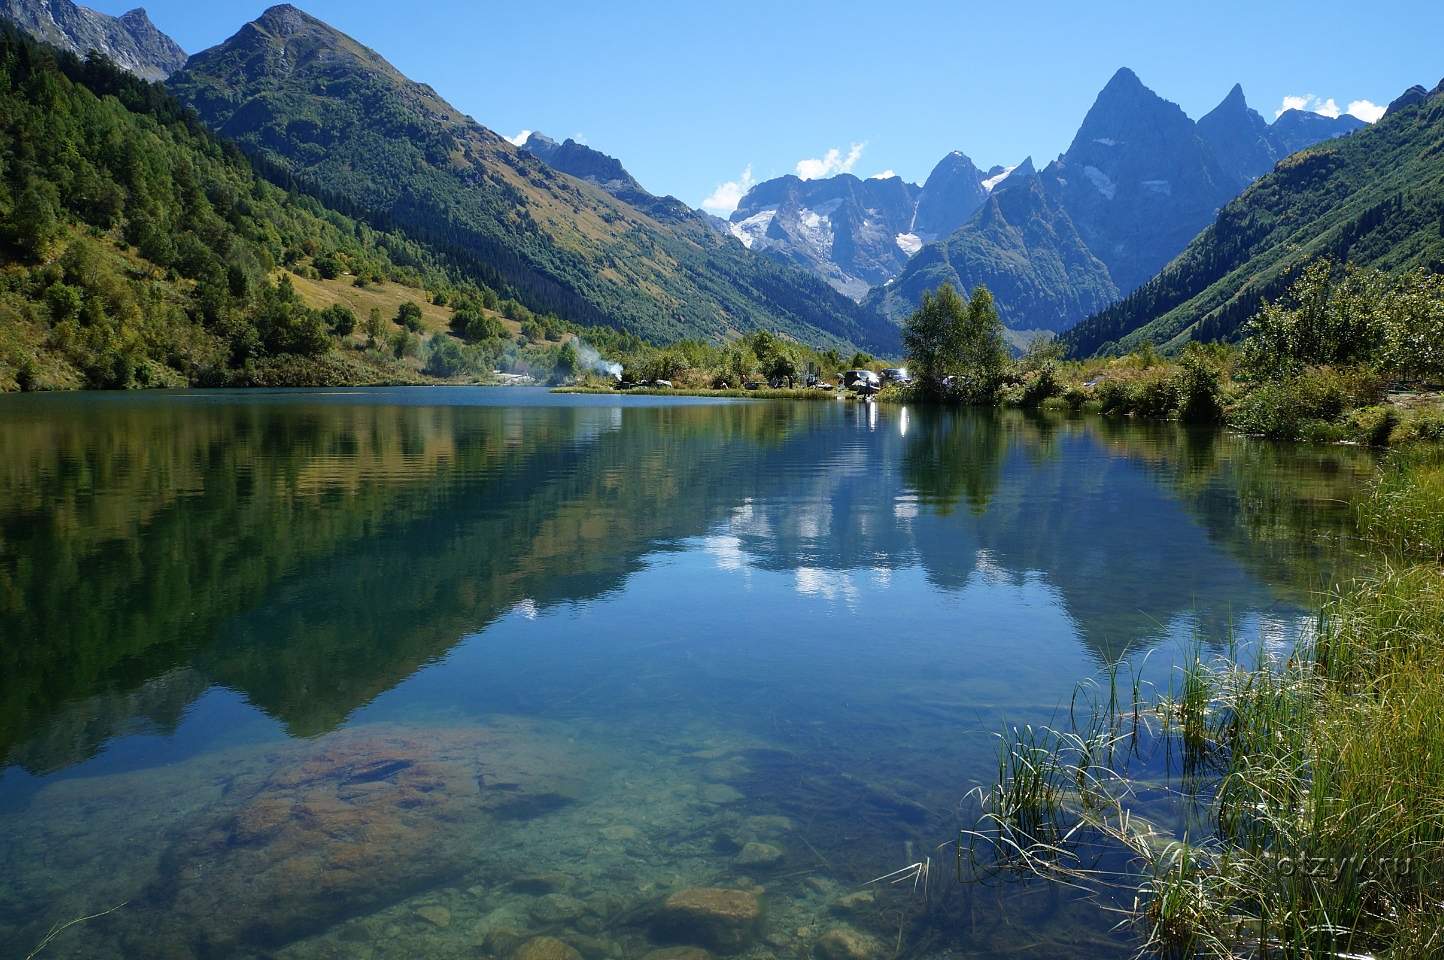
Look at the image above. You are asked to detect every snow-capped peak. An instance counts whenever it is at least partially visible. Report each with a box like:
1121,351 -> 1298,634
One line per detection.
981,165 -> 1019,193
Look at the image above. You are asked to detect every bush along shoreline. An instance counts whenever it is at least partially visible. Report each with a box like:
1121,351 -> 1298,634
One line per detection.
880,260 -> 1444,448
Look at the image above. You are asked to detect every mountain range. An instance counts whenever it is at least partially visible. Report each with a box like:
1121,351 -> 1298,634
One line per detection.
865,70 -> 1365,332
0,0 -> 1435,365
725,152 -> 996,300
0,0 -> 184,80
1062,78 -> 1444,356
711,68 -> 1360,333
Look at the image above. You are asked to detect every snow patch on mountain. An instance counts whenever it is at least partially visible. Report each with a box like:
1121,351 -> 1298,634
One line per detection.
1083,165 -> 1117,199
729,209 -> 776,250
793,209 -> 834,257
981,165 -> 1018,193
895,233 -> 922,256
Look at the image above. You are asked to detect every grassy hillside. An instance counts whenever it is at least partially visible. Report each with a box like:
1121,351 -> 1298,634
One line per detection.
1063,84 -> 1444,357
166,5 -> 899,354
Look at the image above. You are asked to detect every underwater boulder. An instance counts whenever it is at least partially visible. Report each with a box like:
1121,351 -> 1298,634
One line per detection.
654,887 -> 761,951
134,723 -> 586,956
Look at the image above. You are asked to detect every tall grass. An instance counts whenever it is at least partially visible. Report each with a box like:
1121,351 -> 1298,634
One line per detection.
967,554 -> 1444,956
1358,444 -> 1444,561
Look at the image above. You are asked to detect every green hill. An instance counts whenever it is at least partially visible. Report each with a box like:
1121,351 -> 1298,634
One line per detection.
166,5 -> 898,354
0,24 -> 531,390
1063,82 -> 1444,357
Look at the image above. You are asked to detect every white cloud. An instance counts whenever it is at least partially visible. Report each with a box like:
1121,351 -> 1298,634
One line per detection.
1275,94 -> 1312,118
868,169 -> 897,180
1275,94 -> 1385,124
701,164 -> 755,216
795,142 -> 865,180
1347,99 -> 1387,123
505,129 -> 532,146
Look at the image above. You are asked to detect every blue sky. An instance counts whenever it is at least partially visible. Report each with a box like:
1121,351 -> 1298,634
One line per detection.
97,0 -> 1444,215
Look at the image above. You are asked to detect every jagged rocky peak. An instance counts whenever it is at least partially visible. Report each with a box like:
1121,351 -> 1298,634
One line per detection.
1,0 -> 186,80
255,3 -> 311,34
1197,83 -> 1278,188
1067,66 -> 1196,157
1386,84 -> 1432,116
913,150 -> 987,239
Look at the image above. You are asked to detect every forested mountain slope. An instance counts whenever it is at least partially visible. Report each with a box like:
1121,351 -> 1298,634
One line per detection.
167,5 -> 898,353
0,25 -> 506,390
1062,80 -> 1444,356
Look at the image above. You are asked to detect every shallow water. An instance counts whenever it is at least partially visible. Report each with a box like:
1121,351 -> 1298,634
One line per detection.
0,388 -> 1374,958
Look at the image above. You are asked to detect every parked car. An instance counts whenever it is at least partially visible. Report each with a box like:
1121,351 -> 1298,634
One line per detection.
881,367 -> 912,384
744,381 -> 765,390
843,370 -> 881,395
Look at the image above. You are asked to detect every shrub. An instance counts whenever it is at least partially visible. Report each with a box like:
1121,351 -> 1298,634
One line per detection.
1390,408 -> 1444,445
1096,378 -> 1132,416
313,253 -> 342,279
1019,366 -> 1061,407
423,336 -> 479,378
321,304 -> 355,337
1130,373 -> 1181,419
395,301 -> 424,332
450,309 -> 503,342
1229,367 -> 1382,440
389,329 -> 419,359
1344,405 -> 1398,446
1173,351 -> 1224,423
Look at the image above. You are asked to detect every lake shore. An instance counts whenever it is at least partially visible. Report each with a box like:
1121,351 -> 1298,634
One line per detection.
967,441 -> 1444,958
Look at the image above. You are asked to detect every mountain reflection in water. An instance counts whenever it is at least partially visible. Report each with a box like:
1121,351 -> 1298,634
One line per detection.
0,388 -> 1373,959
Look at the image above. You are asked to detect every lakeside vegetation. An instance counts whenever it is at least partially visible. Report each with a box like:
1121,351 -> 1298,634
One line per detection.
884,262 -> 1444,445
565,261 -> 1444,455
869,264 -> 1444,957
963,441 -> 1444,958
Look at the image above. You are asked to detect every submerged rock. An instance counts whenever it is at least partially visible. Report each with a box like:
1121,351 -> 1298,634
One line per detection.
528,892 -> 585,923
133,723 -> 587,956
642,948 -> 713,960
831,890 -> 875,915
415,904 -> 451,928
512,935 -> 582,960
815,925 -> 883,960
655,887 -> 761,950
512,872 -> 572,894
735,841 -> 783,868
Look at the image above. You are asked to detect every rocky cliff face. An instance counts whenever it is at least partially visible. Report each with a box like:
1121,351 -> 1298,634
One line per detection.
1,0 -> 184,80
728,173 -> 923,299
